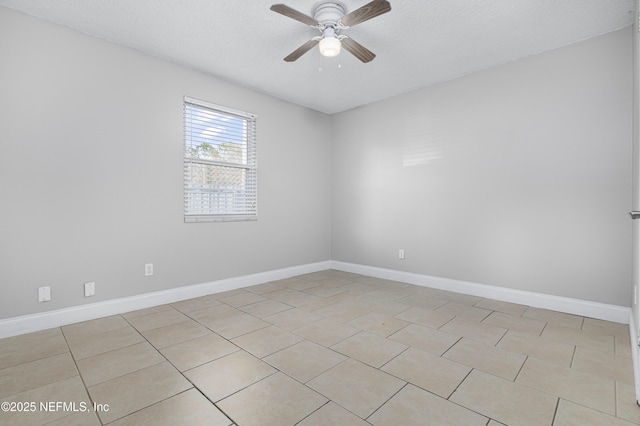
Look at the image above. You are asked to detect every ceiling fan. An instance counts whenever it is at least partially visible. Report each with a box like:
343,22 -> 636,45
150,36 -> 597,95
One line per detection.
270,0 -> 391,63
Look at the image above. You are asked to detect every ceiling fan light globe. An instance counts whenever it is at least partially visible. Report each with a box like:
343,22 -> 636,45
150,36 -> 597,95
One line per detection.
319,36 -> 341,57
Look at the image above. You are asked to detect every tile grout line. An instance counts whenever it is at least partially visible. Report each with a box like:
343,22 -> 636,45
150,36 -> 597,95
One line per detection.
377,345 -> 412,371
364,382 -> 410,423
512,355 -> 529,383
442,368 -> 497,424
569,343 -> 578,368
439,335 -> 464,358
61,322 -> 106,426
550,397 -> 561,426
292,399 -> 332,425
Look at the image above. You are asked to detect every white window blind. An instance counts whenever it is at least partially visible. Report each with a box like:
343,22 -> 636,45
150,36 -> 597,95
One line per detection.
184,96 -> 257,222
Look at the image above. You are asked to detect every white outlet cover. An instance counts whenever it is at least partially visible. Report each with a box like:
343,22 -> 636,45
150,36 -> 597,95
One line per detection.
145,263 -> 153,276
38,286 -> 51,302
84,282 -> 95,297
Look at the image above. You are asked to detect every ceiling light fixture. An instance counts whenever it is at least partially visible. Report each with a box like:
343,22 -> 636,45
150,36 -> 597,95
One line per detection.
318,27 -> 341,57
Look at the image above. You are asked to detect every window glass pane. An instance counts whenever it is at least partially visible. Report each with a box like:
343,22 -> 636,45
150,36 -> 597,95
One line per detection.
185,104 -> 248,165
184,98 -> 256,221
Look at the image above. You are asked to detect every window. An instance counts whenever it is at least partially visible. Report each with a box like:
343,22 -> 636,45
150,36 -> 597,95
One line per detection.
183,96 -> 257,222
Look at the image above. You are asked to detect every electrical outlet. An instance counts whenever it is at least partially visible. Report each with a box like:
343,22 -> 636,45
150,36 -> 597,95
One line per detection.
38,286 -> 51,302
145,263 -> 153,276
84,282 -> 95,297
399,249 -> 405,260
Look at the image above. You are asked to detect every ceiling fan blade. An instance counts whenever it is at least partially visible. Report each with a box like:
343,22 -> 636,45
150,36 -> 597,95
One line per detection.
340,0 -> 391,27
284,39 -> 319,62
270,4 -> 319,26
341,37 -> 376,63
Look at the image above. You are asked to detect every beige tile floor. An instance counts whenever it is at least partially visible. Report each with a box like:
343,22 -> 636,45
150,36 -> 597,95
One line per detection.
1,270 -> 639,425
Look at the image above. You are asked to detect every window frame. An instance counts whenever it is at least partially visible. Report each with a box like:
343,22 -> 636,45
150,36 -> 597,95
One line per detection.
183,96 -> 257,223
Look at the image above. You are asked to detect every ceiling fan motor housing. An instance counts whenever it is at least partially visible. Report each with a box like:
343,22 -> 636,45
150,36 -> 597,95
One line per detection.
313,2 -> 346,26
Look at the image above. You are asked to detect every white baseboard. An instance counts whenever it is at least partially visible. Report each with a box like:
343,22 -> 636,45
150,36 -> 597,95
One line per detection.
330,261 -> 631,324
0,261 -> 331,339
1,259 -> 631,339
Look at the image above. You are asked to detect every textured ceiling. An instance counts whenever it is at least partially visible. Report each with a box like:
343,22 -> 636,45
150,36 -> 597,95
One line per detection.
0,0 -> 635,114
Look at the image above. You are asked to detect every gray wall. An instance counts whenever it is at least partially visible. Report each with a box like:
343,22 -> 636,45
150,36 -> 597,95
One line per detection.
0,7 -> 634,321
0,8 -> 332,319
331,28 -> 633,306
